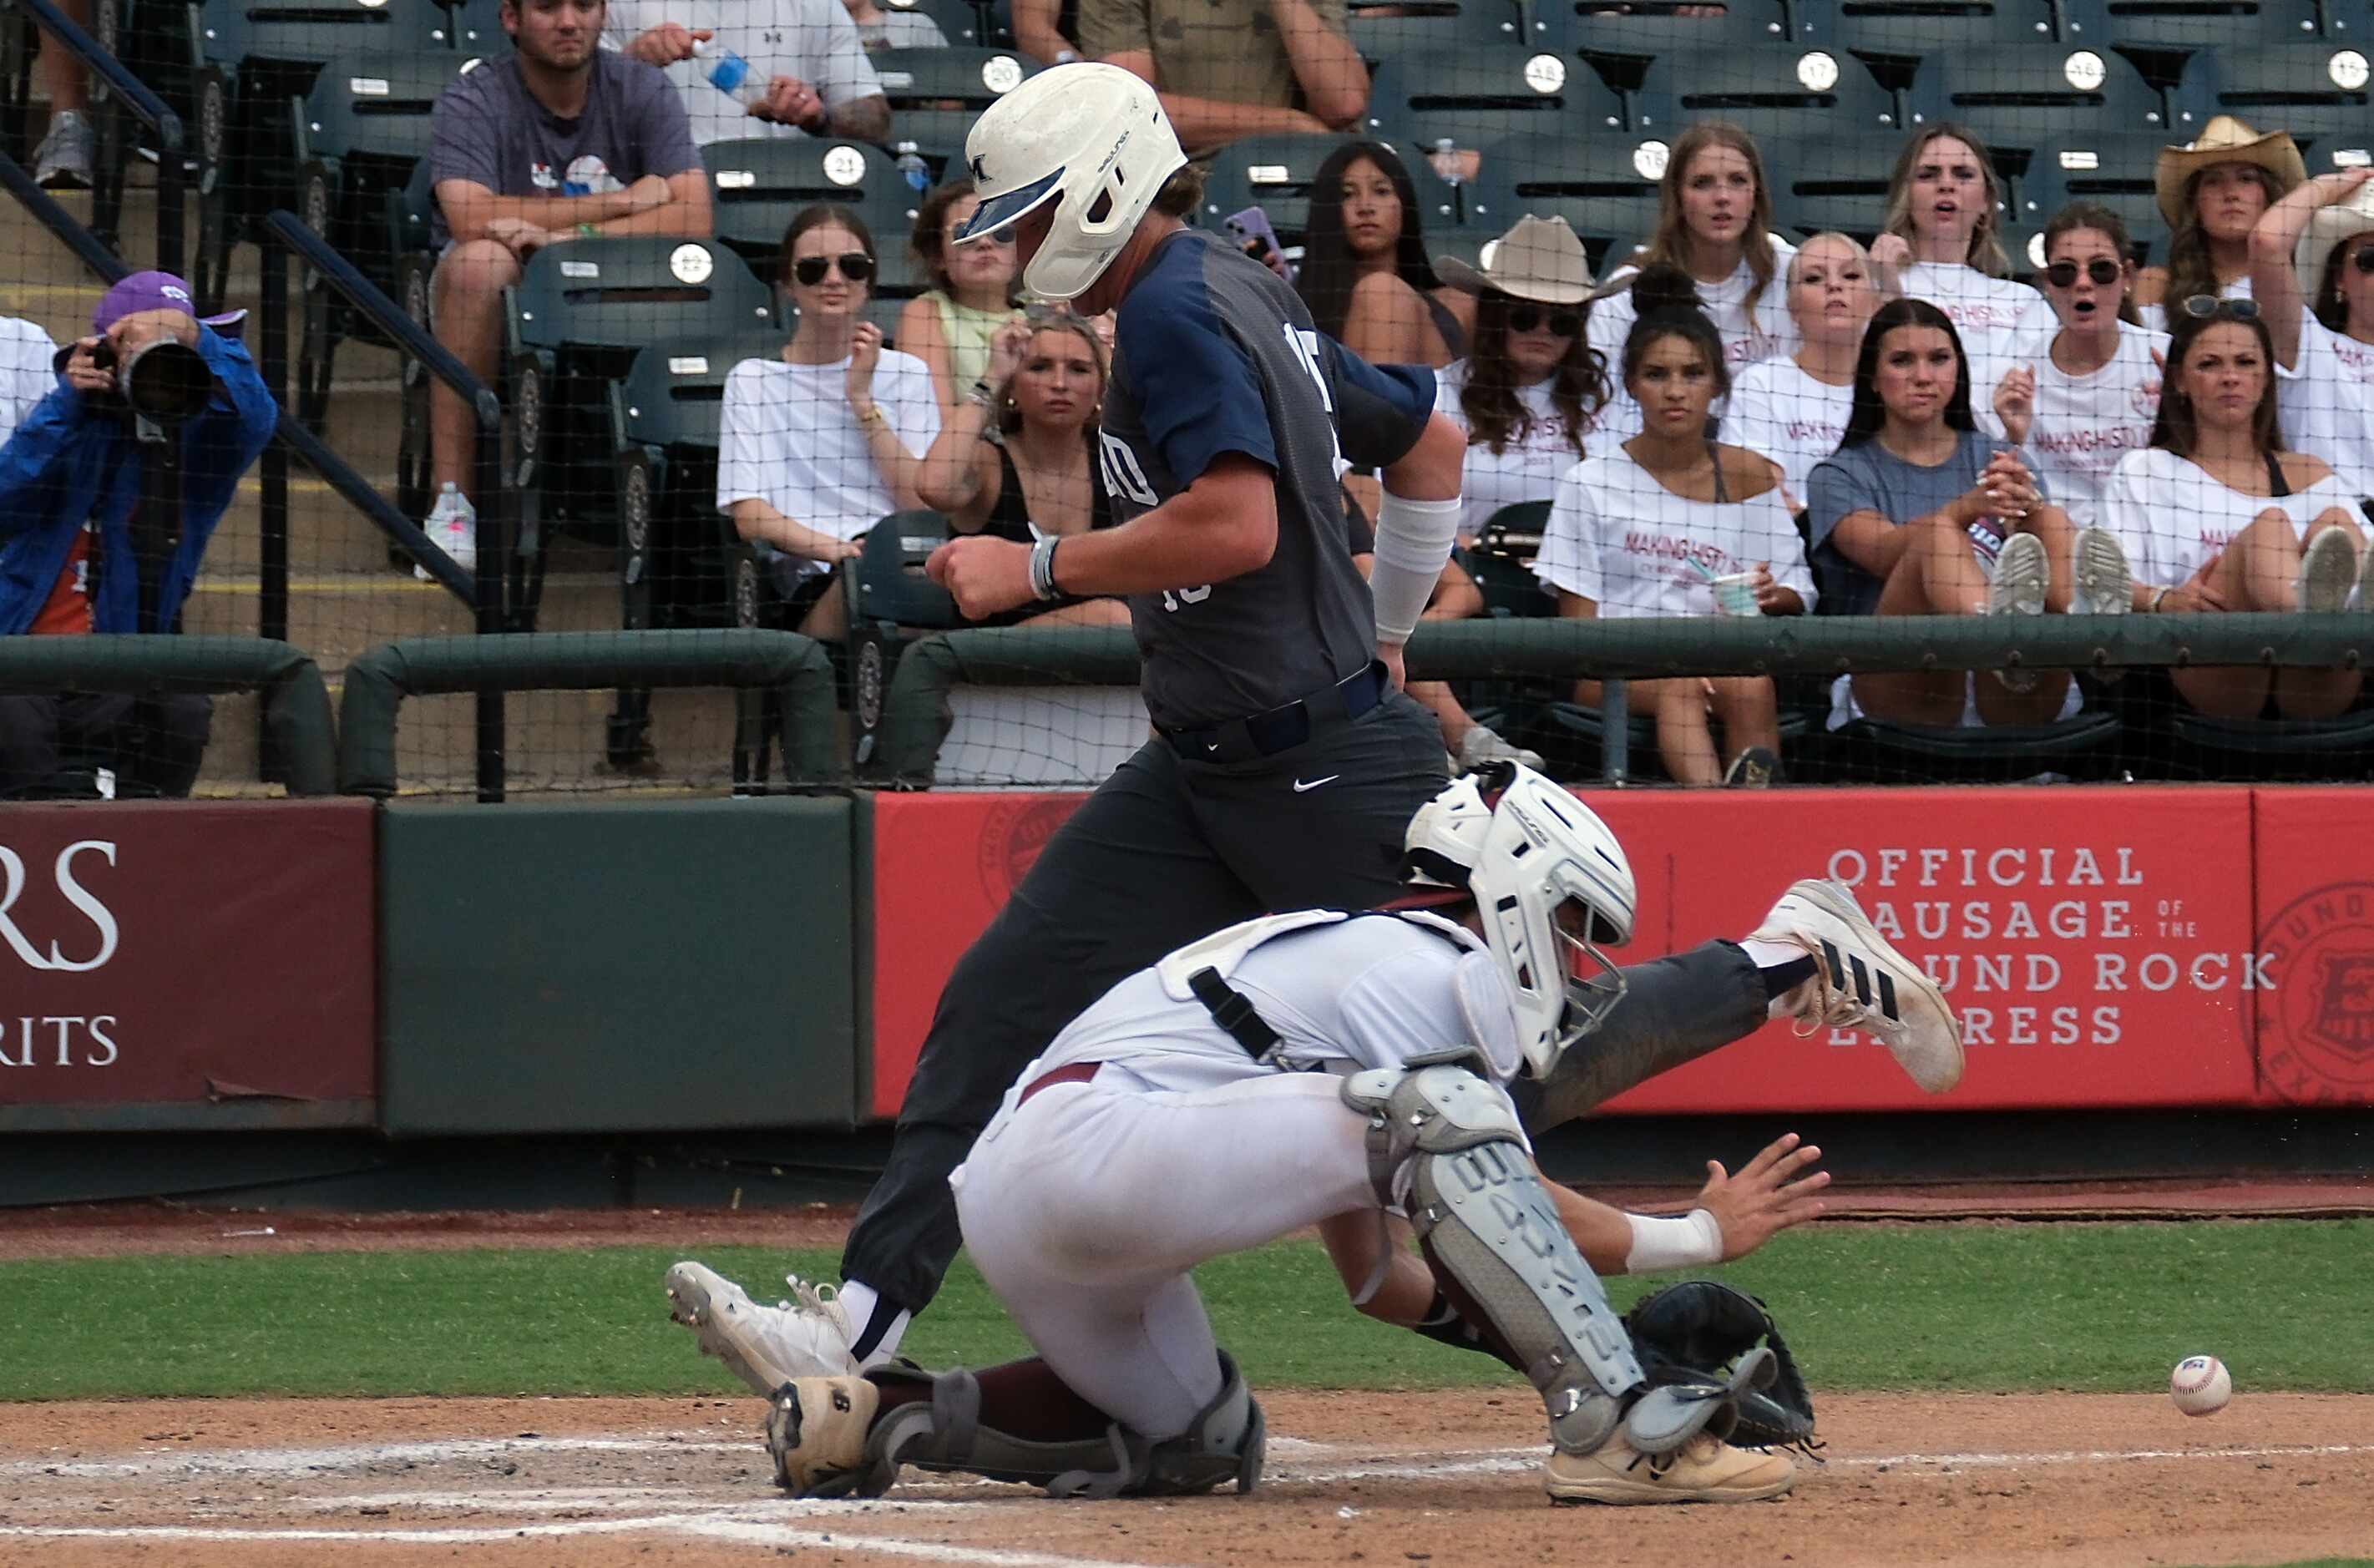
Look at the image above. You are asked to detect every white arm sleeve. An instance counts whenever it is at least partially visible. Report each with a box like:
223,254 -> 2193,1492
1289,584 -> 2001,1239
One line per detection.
1369,490 -> 1464,643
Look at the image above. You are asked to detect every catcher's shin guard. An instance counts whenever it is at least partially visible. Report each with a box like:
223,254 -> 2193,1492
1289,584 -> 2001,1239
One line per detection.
1341,1057 -> 1738,1458
812,1354 -> 1264,1500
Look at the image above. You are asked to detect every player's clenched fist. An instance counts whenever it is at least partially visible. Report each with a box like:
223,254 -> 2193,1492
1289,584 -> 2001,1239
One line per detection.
926,534 -> 1035,620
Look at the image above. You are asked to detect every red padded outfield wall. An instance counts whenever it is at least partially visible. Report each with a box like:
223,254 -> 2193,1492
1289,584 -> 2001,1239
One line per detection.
870,786 -> 2363,1116
0,800 -> 378,1130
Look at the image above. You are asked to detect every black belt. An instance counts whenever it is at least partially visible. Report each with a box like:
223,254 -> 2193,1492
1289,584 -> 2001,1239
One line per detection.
1159,660 -> 1387,765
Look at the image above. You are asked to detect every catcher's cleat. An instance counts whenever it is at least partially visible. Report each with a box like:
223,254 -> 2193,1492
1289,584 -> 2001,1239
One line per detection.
766,1375 -> 896,1496
665,1262 -> 861,1395
1750,878 -> 1962,1094
1543,1431 -> 1796,1506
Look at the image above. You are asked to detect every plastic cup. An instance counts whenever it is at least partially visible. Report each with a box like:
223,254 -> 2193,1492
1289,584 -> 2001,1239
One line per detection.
1712,572 -> 1762,617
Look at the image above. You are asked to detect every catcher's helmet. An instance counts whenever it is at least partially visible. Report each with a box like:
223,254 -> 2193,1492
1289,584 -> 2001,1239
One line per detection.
952,63 -> 1188,302
1405,763 -> 1635,1077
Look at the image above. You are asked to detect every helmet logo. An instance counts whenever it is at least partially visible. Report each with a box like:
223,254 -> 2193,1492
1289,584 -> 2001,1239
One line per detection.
969,152 -> 987,182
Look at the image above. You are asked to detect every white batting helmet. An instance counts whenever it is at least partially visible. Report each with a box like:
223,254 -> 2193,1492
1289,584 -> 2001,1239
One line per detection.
951,62 -> 1187,301
1405,764 -> 1636,1077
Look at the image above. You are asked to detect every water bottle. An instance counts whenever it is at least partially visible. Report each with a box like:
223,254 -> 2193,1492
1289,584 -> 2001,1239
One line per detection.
1432,136 -> 1465,225
893,141 -> 930,194
691,40 -> 767,109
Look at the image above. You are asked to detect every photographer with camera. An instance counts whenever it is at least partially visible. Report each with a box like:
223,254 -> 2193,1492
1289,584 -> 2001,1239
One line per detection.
0,271 -> 277,799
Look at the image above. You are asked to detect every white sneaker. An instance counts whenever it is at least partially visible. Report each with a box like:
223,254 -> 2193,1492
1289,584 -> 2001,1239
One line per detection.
1750,878 -> 1964,1094
1983,531 -> 2048,690
665,1262 -> 861,1395
417,483 -> 478,582
1456,722 -> 1546,771
2073,528 -> 2133,616
2297,527 -> 2358,613
33,109 -> 94,190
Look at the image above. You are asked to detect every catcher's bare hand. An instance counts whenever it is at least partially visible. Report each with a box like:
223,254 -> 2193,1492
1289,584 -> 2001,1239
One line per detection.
1695,1131 -> 1828,1262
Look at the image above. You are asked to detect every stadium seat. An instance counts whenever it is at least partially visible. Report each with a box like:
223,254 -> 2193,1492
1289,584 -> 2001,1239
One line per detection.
883,0 -> 992,46
843,508 -> 961,772
1765,132 -> 1903,244
702,138 -> 924,293
2062,0 -> 2322,51
1824,0 -> 2058,97
2170,43 -> 2374,145
1352,0 -> 1530,58
1905,43 -> 2175,144
1812,708 -> 2126,782
188,0 -> 486,309
291,46 -> 483,432
1192,133 -> 1358,252
2008,130 -> 2174,260
605,331 -> 788,769
1451,134 -> 1664,274
2155,706 -> 2374,781
1624,45 -> 1907,142
868,46 -> 1036,180
1362,46 -> 1629,154
501,238 -> 778,625
1546,0 -> 1808,57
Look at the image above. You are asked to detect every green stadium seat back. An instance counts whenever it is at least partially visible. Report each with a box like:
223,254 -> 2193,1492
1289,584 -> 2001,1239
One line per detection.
1353,1 -> 1530,58
2174,42 -> 2374,144
1194,133 -> 1363,250
1363,48 -> 1629,153
198,0 -> 461,69
1906,43 -> 2174,139
854,508 -> 961,630
1627,44 -> 1907,140
882,0 -> 990,45
614,333 -> 788,454
2007,131 -> 2171,257
1451,135 -> 1663,273
509,238 -> 777,367
702,138 -> 925,292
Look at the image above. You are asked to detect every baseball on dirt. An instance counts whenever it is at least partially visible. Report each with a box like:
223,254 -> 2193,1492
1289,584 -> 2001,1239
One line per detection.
2169,1355 -> 2231,1416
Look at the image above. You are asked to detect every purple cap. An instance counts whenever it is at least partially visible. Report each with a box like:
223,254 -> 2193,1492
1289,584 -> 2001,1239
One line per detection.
92,271 -> 246,340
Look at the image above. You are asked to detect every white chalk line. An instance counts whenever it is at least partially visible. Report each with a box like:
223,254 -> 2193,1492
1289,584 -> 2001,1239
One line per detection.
1284,1439 -> 2374,1485
0,1431 -> 752,1480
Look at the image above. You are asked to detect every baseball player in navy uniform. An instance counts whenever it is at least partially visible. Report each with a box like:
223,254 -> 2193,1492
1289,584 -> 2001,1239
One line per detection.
666,64 -> 1964,1391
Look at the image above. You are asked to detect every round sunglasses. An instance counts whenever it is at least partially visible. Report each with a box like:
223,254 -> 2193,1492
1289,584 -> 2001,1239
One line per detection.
1506,304 -> 1582,336
2042,258 -> 2122,289
2178,294 -> 2260,321
792,251 -> 875,286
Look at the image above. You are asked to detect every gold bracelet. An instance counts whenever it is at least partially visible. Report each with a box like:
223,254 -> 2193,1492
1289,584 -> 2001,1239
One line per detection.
856,404 -> 887,428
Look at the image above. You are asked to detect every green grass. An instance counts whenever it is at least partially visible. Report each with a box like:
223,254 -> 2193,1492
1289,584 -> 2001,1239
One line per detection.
3,1220 -> 2369,1401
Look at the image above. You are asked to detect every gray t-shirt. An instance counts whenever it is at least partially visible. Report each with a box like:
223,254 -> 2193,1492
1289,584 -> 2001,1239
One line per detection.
428,51 -> 701,247
1805,427 -> 2040,618
1097,228 -> 1435,731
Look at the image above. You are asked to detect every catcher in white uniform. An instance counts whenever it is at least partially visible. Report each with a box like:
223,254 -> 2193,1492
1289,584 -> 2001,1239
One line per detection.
759,765 -> 1957,1505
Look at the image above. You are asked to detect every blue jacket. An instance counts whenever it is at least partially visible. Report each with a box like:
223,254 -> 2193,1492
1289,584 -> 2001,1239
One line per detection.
0,328 -> 278,635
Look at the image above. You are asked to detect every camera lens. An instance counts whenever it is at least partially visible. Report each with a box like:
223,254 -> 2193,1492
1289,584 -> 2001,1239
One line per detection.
119,340 -> 211,422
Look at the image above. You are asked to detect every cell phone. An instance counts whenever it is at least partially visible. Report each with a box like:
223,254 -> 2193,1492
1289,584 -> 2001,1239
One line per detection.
1222,205 -> 1283,261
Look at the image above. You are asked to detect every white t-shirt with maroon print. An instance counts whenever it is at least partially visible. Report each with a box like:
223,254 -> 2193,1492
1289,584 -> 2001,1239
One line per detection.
1435,361 -> 1621,539
1725,356 -> 1853,505
2277,317 -> 2374,500
2097,446 -> 2353,588
1532,447 -> 1818,617
1588,240 -> 1799,441
1974,319 -> 2167,527
1894,261 -> 2048,357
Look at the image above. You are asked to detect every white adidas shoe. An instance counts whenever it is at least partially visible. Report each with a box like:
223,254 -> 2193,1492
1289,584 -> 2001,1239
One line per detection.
2073,528 -> 2133,616
665,1262 -> 861,1394
1750,878 -> 1964,1095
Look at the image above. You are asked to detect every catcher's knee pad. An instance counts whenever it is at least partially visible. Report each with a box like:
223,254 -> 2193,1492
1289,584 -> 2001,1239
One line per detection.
864,1353 -> 1263,1501
1345,1057 -> 1724,1457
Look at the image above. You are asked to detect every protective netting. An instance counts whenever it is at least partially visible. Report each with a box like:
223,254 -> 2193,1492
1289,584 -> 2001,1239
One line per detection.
3,0 -> 2371,795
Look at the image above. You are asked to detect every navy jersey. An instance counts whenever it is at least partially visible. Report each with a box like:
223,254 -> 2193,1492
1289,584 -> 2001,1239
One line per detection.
1098,227 -> 1435,731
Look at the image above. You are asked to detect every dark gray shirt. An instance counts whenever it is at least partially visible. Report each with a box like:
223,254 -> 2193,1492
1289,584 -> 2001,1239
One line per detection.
1098,228 -> 1434,731
1805,427 -> 2041,617
428,52 -> 701,248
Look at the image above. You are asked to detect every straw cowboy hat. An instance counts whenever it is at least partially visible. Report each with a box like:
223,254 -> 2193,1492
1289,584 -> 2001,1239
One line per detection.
2296,179 -> 2374,301
2154,116 -> 2306,230
1435,214 -> 1594,302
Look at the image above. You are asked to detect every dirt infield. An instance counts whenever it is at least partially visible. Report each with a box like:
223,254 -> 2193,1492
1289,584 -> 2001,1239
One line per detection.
4,1391 -> 2371,1566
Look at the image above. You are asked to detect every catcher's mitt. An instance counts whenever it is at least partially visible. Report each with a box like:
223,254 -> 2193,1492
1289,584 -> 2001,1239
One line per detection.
1623,1280 -> 1818,1454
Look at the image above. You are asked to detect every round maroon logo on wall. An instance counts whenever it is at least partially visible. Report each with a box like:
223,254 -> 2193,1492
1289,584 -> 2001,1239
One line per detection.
976,797 -> 1081,903
2256,882 -> 2374,1102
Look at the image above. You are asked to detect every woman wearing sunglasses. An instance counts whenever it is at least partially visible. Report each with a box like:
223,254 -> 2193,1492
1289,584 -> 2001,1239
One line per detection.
2098,296 -> 2369,716
1536,268 -> 1814,786
898,179 -> 1023,419
1729,232 -> 1891,514
915,308 -> 1131,629
1587,122 -> 1797,439
1808,298 -> 2127,732
1866,124 -> 2043,357
1973,203 -> 2164,532
2250,165 -> 2374,502
719,203 -> 941,640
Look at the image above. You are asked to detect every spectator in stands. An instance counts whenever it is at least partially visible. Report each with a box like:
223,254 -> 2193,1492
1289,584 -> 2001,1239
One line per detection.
1297,141 -> 1470,367
2136,117 -> 2302,332
1010,0 -> 1083,63
720,204 -> 940,640
2098,298 -> 2369,717
917,310 -> 1131,628
1867,124 -> 2042,356
604,0 -> 893,144
0,314 -> 61,448
1536,267 -> 1813,786
1976,203 -> 2165,529
1729,231 -> 1890,514
426,0 -> 711,572
2250,168 -> 2374,502
0,273 -> 276,798
842,0 -> 949,52
898,180 -> 1022,418
29,0 -> 93,189
1808,298 -> 2131,731
1587,121 -> 1796,438
1081,0 -> 1368,156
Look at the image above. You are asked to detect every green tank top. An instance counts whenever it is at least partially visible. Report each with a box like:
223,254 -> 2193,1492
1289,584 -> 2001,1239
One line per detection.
933,291 -> 1010,395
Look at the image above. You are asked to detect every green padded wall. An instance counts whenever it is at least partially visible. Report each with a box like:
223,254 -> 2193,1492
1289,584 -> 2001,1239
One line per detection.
380,799 -> 857,1135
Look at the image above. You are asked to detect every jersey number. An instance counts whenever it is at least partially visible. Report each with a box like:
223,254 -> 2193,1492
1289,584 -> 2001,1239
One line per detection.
1097,429 -> 1160,508
1283,325 -> 1346,474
